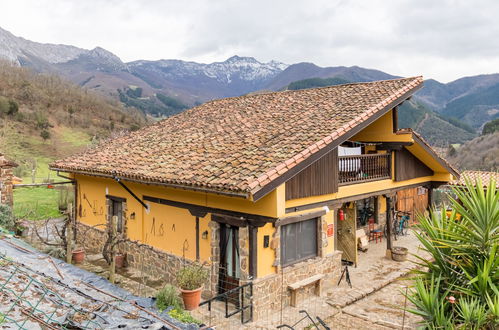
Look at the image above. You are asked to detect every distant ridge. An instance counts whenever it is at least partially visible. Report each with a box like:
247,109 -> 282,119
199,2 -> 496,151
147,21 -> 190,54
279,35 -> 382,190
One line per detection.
0,26 -> 497,141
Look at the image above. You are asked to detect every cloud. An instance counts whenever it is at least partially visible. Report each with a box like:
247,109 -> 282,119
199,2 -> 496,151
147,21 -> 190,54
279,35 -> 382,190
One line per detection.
0,0 -> 498,82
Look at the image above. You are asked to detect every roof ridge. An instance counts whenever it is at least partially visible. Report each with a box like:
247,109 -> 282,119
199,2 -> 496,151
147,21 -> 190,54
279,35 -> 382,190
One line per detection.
201,76 -> 424,106
248,76 -> 424,194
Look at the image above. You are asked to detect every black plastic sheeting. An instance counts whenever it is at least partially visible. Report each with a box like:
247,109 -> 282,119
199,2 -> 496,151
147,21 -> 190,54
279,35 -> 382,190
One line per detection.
0,235 -> 201,329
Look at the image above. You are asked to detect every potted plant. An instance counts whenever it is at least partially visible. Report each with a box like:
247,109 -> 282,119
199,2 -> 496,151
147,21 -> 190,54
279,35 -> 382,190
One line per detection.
177,263 -> 208,310
115,251 -> 126,268
72,245 -> 85,264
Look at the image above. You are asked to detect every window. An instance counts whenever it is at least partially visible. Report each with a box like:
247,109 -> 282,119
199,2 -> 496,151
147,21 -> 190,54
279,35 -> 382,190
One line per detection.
281,218 -> 318,266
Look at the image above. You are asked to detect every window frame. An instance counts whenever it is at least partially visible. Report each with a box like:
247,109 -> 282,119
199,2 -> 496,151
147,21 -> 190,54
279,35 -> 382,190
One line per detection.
281,217 -> 319,267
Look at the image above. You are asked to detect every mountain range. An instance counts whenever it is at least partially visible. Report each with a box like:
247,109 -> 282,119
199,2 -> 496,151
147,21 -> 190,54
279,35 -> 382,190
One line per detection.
1,26 -> 498,145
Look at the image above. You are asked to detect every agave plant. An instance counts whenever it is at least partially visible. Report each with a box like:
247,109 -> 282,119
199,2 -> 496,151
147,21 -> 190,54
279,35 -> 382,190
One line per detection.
407,177 -> 498,329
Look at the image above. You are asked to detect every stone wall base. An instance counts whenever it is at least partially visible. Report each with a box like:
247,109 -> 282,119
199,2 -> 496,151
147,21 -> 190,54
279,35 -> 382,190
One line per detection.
78,222 -> 342,322
76,222 -> 198,285
252,251 -> 342,320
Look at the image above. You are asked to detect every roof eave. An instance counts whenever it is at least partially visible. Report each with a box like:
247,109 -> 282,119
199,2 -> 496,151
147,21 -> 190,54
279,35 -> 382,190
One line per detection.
411,133 -> 460,179
50,167 -> 251,200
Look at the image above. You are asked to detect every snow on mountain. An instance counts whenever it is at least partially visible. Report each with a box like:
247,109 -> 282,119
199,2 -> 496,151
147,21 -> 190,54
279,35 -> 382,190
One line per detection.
128,55 -> 288,84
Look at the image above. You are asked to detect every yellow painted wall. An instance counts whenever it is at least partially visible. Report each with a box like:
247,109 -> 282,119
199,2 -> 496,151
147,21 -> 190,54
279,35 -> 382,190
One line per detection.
351,110 -> 413,143
75,173 -> 281,264
378,195 -> 386,214
257,223 -> 275,278
325,210 -> 335,255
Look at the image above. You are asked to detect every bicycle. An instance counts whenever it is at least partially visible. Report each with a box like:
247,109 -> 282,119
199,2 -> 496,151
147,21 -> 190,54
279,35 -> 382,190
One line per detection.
358,204 -> 374,227
384,210 -> 410,240
395,211 -> 410,236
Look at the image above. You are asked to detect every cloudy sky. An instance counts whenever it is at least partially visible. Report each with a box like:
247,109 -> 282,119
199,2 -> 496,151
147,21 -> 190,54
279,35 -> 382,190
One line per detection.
1,0 -> 497,82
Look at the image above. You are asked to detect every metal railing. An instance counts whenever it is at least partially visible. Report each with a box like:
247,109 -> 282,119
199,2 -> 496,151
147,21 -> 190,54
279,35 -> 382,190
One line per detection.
339,153 -> 391,185
199,282 -> 253,324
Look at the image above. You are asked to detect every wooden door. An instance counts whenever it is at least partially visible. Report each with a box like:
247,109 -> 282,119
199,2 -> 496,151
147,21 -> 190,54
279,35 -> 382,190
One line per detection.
109,197 -> 125,234
218,224 -> 240,306
336,204 -> 357,265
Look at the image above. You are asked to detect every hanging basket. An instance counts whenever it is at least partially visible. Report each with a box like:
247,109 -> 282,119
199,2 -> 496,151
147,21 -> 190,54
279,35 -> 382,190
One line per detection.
391,246 -> 408,262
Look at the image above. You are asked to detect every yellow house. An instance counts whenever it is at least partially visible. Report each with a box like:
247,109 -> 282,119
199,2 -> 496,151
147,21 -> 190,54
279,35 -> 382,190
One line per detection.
50,76 -> 458,321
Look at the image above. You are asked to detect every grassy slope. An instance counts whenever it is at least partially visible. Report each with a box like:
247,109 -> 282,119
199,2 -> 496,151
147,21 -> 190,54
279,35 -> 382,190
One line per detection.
0,61 -> 146,182
0,61 -> 146,220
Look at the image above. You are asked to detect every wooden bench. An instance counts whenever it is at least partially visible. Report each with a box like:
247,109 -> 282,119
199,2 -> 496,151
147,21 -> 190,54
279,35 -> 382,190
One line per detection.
288,274 -> 324,307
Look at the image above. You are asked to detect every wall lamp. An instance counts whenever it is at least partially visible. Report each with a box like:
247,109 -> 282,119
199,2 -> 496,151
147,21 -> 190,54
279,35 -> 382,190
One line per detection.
202,230 -> 208,239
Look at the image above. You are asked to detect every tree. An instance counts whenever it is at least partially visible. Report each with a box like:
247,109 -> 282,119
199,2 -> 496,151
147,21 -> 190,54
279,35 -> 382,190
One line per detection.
40,129 -> 50,140
407,178 -> 498,328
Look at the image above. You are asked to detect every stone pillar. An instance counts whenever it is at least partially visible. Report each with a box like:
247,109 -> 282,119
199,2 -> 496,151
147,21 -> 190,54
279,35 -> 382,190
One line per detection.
271,225 -> 281,273
0,154 -> 17,207
208,220 -> 220,297
319,215 -> 328,257
238,226 -> 250,282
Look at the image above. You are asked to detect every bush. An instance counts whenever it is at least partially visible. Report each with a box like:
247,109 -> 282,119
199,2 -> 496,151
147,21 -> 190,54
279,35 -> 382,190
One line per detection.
0,204 -> 16,231
7,100 -> 18,115
168,308 -> 202,325
155,284 -> 182,312
40,129 -> 50,140
176,264 -> 208,290
407,177 -> 498,328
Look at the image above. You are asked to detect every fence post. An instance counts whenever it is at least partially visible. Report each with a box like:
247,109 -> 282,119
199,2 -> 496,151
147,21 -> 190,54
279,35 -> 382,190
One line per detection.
109,215 -> 117,284
66,203 -> 73,264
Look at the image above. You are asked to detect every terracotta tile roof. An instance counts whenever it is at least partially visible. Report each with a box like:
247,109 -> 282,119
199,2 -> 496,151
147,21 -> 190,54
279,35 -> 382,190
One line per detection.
450,171 -> 499,188
51,77 -> 423,198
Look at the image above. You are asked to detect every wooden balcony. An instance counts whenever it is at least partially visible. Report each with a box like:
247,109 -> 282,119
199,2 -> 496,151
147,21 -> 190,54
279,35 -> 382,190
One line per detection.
339,153 -> 391,185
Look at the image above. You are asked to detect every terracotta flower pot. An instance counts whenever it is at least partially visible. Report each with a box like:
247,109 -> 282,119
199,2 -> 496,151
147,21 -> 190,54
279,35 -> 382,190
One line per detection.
180,287 -> 203,310
115,254 -> 125,268
72,248 -> 85,264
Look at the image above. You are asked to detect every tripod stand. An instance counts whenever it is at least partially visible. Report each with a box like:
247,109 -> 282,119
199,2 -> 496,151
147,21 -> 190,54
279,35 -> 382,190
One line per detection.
337,260 -> 353,288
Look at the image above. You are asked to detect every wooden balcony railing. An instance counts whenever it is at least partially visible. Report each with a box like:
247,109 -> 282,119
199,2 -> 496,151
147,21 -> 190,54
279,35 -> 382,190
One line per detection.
339,153 -> 391,185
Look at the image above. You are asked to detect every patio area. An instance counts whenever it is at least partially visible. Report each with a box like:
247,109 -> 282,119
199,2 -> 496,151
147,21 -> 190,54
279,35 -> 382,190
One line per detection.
193,230 -> 427,329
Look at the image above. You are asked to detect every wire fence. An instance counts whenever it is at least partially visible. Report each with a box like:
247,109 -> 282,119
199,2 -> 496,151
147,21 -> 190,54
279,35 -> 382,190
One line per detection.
0,254 -> 103,329
192,261 -> 335,329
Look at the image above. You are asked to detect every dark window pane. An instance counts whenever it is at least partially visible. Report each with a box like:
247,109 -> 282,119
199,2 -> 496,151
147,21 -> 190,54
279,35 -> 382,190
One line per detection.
281,218 -> 317,265
299,218 -> 317,258
282,223 -> 297,265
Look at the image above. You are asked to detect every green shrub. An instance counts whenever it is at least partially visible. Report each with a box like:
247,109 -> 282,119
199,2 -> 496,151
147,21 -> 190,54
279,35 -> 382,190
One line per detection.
176,264 -> 208,290
7,100 -> 18,115
407,177 -> 499,328
168,308 -> 202,325
40,129 -> 50,140
0,204 -> 16,231
155,284 -> 182,312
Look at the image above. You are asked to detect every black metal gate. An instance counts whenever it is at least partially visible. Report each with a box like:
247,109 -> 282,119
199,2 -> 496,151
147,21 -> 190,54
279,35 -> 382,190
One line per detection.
199,282 -> 253,324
